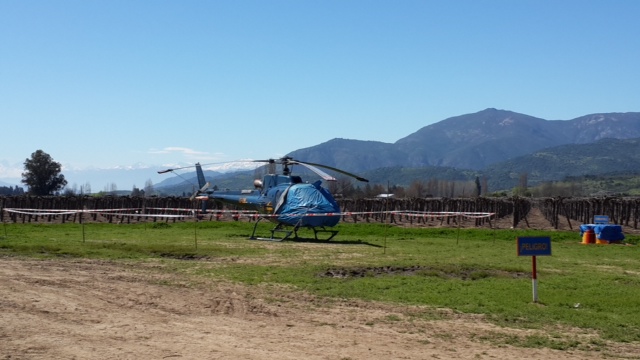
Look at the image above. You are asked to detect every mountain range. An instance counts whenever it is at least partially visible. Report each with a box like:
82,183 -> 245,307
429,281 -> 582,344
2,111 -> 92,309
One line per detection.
4,108 -> 640,194
153,108 -> 640,195
288,108 -> 640,171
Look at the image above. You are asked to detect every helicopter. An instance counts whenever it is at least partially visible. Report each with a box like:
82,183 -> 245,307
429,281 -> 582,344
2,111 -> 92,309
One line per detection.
158,157 -> 369,241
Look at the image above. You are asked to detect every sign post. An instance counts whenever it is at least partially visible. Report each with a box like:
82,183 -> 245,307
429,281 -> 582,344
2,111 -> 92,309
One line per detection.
517,237 -> 552,303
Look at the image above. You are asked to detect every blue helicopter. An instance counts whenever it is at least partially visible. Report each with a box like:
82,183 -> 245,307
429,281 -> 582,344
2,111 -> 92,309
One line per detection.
158,157 -> 368,241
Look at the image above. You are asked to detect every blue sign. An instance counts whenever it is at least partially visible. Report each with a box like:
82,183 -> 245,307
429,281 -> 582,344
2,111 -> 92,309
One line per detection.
594,215 -> 609,224
517,237 -> 552,256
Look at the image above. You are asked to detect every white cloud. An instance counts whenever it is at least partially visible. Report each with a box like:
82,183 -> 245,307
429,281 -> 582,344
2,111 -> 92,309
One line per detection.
148,147 -> 208,155
148,147 -> 231,163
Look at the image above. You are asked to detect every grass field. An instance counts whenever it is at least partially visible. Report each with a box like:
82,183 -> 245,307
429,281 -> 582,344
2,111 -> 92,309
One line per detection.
2,220 -> 639,352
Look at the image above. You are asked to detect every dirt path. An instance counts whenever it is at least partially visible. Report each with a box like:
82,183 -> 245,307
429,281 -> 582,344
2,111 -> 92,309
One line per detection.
3,257 -> 636,359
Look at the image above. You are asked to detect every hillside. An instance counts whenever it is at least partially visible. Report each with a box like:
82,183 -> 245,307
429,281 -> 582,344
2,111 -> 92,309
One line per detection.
482,137 -> 640,191
394,109 -> 566,169
152,109 -> 640,196
284,139 -> 405,173
156,137 -> 640,196
358,138 -> 640,192
289,109 -> 640,171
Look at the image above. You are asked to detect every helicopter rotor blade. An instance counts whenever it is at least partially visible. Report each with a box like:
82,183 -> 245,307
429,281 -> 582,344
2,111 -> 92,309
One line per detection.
252,159 -> 280,175
293,160 -> 369,182
157,164 -> 198,174
254,157 -> 369,182
157,161 -> 237,174
288,161 -> 337,181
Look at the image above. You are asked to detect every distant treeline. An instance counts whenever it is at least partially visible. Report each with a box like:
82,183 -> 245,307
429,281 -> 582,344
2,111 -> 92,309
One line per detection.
0,186 -> 24,196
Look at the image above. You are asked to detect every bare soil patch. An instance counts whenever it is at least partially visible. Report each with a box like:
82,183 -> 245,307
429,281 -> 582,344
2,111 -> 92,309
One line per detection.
2,257 -> 637,359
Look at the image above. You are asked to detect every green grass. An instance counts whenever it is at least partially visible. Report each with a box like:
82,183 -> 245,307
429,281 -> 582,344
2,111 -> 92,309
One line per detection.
2,220 -> 640,348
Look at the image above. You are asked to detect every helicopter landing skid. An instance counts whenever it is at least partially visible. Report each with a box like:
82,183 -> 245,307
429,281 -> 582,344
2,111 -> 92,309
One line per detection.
249,218 -> 292,242
249,218 -> 338,242
311,227 -> 339,241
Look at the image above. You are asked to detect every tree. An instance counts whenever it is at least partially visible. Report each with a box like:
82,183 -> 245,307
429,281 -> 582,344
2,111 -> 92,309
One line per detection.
481,176 -> 489,196
513,172 -> 530,197
391,185 -> 406,198
519,172 -> 528,190
407,180 -> 426,198
427,179 -> 438,197
328,176 -> 355,198
21,150 -> 68,195
131,185 -> 144,197
371,183 -> 386,196
63,183 -> 78,196
144,179 -> 155,196
474,176 -> 481,197
81,181 -> 91,195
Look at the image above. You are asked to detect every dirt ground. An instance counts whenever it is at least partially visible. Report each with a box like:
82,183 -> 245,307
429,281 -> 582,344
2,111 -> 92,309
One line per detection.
2,209 -> 639,359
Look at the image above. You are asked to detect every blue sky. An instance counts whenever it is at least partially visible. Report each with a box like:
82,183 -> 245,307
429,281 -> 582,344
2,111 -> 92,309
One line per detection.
1,1 -> 639,188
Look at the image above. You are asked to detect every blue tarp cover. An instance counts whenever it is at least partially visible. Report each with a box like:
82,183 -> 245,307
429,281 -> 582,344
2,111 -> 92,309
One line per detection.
276,181 -> 340,227
579,224 -> 625,242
